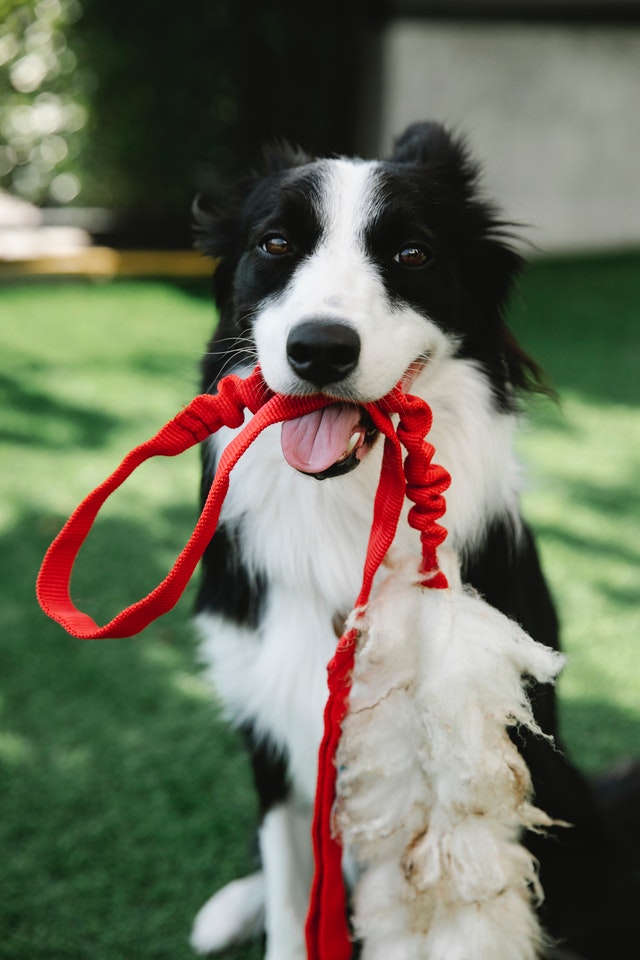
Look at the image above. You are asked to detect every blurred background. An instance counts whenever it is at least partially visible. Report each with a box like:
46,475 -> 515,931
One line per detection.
2,0 -> 640,260
1,3 -> 639,959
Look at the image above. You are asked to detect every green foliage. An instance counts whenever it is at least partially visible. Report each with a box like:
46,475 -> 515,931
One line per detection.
0,0 -> 88,204
0,1 -> 241,212
1,1 -> 368,216
69,0 -> 239,213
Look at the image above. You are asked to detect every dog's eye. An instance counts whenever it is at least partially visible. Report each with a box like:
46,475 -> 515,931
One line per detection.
393,244 -> 432,269
260,235 -> 292,256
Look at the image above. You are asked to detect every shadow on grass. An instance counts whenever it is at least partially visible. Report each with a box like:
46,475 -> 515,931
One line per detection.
525,461 -> 640,609
0,508 -> 261,960
533,523 -> 639,612
535,521 -> 640,610
560,697 -> 640,774
170,278 -> 215,302
513,252 -> 640,407
0,371 -> 120,450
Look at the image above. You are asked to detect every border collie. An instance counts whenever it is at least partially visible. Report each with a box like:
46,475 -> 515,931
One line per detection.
189,122 -> 636,959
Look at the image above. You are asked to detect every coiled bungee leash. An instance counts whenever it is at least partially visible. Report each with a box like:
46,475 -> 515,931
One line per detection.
36,365 -> 451,960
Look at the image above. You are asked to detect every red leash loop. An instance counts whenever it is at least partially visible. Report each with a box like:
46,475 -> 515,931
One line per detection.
35,369 -> 337,638
36,368 -> 451,960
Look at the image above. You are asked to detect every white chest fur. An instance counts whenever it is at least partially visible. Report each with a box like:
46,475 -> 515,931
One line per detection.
196,356 -> 521,802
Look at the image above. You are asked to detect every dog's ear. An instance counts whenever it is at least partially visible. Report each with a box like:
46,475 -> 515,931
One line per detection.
260,139 -> 313,175
390,121 -> 479,191
193,140 -> 314,311
391,122 -> 451,163
392,124 -> 547,396
193,140 -> 312,260
192,192 -> 239,260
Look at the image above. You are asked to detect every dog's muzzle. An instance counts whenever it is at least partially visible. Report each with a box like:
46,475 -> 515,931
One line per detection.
286,319 -> 361,388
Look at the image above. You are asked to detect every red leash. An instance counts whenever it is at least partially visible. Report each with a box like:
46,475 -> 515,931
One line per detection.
36,366 -> 450,959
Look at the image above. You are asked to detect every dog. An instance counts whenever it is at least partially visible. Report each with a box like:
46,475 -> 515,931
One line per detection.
188,122 -> 637,959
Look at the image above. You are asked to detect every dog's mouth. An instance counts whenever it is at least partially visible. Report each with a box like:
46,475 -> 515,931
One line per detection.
280,360 -> 426,481
281,404 -> 378,480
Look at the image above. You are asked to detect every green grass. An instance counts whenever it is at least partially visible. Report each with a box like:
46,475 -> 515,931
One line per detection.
0,280 -> 262,960
510,253 -> 640,769
0,259 -> 639,958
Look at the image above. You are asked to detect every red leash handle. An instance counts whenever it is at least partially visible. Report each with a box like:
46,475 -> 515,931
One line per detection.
36,369 -> 336,639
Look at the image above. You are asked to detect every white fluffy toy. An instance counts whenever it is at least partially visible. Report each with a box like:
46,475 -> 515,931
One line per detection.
336,551 -> 565,960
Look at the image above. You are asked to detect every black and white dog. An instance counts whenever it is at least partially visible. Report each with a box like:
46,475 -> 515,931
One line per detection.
189,122 -> 636,959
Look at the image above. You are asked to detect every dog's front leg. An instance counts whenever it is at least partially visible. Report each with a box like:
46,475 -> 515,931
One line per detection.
260,794 -> 314,960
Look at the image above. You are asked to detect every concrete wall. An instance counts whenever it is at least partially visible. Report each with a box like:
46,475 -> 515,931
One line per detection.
361,20 -> 640,253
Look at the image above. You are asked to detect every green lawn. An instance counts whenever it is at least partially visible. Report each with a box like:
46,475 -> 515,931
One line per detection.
510,254 -> 640,768
1,258 -> 639,958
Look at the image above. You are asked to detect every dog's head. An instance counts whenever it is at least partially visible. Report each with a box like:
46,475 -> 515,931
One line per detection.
195,121 -> 543,478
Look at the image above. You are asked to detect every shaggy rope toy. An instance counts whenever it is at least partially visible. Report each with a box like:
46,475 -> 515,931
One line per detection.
37,366 -> 564,960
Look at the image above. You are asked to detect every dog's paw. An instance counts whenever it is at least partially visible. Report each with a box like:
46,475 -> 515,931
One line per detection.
190,871 -> 265,955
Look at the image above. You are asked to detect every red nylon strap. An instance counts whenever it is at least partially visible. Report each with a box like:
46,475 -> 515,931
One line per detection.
36,368 -> 337,639
36,368 -> 451,960
396,391 -> 450,587
305,390 -> 450,960
306,427 -> 405,959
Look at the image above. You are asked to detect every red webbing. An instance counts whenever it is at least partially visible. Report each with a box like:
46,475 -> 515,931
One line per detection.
36,369 -> 336,639
305,391 -> 450,959
36,369 -> 451,960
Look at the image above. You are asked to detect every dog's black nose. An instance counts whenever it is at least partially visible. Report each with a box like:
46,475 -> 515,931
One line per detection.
286,320 -> 361,387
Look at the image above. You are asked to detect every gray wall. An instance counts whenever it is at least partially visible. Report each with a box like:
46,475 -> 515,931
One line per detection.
361,20 -> 640,254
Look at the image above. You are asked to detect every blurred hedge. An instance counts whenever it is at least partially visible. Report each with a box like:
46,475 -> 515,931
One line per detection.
0,0 -> 87,205
1,0 -> 381,236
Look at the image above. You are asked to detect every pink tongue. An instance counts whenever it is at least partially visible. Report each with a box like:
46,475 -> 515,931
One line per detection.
281,404 -> 363,474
